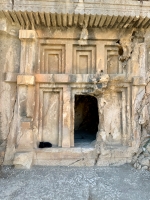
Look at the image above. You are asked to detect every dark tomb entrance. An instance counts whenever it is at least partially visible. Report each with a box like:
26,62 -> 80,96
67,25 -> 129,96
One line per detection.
74,95 -> 99,146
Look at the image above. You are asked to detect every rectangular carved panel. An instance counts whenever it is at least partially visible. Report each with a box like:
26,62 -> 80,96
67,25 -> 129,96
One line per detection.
73,45 -> 96,74
48,53 -> 59,74
103,92 -> 122,144
106,46 -> 122,74
40,44 -> 65,74
42,92 -> 59,146
78,55 -> 88,74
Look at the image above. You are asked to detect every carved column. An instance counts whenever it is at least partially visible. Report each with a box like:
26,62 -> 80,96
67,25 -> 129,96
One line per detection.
132,43 -> 146,148
13,30 -> 36,168
62,86 -> 71,147
17,30 -> 36,150
122,90 -> 127,145
97,95 -> 106,142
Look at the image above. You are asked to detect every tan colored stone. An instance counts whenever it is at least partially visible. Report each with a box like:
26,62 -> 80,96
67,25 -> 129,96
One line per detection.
133,76 -> 146,86
13,152 -> 33,169
34,157 -> 95,167
21,122 -> 30,130
17,129 -> 33,150
17,75 -> 35,85
1,3 -> 150,168
19,30 -> 36,39
139,157 -> 150,167
35,147 -> 95,160
4,72 -> 18,83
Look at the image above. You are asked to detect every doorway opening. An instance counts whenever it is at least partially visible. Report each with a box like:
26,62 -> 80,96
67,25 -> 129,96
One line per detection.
74,95 -> 99,147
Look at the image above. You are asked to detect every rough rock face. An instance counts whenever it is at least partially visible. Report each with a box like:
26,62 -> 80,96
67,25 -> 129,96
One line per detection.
133,143 -> 150,170
0,19 -> 20,165
131,36 -> 150,170
132,85 -> 150,170
1,0 -> 150,169
13,152 -> 33,169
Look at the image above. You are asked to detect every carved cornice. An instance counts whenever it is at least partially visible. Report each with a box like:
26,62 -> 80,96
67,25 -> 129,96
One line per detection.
0,11 -> 150,29
1,0 -> 150,28
1,0 -> 150,16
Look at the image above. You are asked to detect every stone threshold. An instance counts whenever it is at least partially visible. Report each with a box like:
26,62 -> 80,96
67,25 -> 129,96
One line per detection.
13,145 -> 134,168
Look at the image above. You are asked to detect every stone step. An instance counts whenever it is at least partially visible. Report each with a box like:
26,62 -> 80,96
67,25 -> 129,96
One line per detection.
33,147 -> 96,166
14,146 -> 134,168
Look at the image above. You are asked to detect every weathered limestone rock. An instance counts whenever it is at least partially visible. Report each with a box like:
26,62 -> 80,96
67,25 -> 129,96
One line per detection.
13,152 -> 33,169
146,143 -> 150,153
1,1 -> 150,169
17,75 -> 35,86
0,19 -> 20,165
142,166 -> 148,170
140,157 -> 150,166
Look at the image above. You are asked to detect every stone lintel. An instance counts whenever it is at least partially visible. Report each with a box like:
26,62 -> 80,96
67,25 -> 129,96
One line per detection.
132,76 -> 146,86
17,75 -> 35,85
19,30 -> 37,40
5,73 -> 133,83
35,74 -> 93,83
35,74 -> 131,83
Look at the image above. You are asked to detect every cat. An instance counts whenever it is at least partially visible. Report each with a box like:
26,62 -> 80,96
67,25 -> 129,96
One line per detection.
39,142 -> 52,148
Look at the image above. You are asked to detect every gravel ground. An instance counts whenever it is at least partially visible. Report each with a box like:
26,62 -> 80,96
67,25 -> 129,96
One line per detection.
0,164 -> 150,200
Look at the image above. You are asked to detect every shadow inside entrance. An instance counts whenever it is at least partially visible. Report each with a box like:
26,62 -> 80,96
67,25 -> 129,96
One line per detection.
74,95 -> 99,147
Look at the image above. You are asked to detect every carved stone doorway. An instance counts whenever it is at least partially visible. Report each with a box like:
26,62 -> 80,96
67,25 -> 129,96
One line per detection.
74,95 -> 99,147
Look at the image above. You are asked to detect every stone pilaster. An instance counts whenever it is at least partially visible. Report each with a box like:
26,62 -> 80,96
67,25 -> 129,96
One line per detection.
97,96 -> 105,142
13,30 -> 37,168
17,30 -> 36,149
1,18 -> 21,165
62,86 -> 71,148
131,43 -> 147,149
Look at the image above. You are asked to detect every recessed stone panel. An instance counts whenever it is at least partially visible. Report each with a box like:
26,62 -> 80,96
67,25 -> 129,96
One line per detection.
42,92 -> 59,146
78,55 -> 88,74
106,46 -> 121,74
40,44 -> 65,74
73,45 -> 96,74
39,90 -> 61,146
103,92 -> 122,144
48,53 -> 59,74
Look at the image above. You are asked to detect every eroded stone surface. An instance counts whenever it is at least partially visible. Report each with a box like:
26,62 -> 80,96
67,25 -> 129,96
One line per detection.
0,1 -> 150,169
13,152 -> 33,169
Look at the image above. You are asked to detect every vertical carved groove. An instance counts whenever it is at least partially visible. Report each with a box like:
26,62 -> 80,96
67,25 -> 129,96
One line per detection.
12,0 -> 14,10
